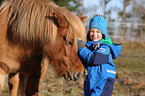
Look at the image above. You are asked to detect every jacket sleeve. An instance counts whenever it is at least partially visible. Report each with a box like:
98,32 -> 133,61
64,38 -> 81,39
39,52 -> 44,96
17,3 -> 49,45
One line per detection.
78,45 -> 110,66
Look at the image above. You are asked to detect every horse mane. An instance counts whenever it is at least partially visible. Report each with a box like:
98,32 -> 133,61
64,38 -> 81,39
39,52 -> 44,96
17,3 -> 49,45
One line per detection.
0,0 -> 86,45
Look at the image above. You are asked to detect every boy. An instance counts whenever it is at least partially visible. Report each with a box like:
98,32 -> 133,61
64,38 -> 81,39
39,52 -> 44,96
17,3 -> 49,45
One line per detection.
77,15 -> 122,96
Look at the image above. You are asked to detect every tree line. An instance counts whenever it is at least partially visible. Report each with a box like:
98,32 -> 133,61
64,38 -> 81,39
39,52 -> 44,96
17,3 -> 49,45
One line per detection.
1,0 -> 144,23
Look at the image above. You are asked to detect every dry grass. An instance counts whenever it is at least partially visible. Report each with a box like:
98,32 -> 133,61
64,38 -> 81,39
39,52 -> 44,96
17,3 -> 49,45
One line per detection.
1,43 -> 145,96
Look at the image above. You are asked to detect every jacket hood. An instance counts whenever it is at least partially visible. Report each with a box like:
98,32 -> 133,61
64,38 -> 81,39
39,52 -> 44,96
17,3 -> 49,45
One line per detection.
100,37 -> 122,59
100,43 -> 122,59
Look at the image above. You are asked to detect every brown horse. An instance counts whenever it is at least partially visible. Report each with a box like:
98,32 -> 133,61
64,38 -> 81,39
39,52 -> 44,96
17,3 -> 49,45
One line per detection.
0,0 -> 86,95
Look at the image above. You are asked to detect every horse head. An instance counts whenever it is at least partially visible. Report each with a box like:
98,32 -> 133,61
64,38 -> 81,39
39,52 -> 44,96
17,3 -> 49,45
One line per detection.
45,12 -> 86,81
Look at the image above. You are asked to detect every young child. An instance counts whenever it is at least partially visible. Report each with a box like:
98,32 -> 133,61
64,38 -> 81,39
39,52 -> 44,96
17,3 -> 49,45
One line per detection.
77,15 -> 122,96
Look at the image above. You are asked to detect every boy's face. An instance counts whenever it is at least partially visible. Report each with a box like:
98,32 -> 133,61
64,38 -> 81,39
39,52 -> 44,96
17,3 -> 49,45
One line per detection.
89,28 -> 102,42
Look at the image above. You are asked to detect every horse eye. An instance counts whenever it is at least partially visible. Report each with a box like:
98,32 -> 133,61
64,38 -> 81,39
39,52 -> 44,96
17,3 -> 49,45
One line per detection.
66,41 -> 73,46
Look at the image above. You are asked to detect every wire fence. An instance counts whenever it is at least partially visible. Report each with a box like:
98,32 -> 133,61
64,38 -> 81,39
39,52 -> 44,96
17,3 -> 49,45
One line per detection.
107,22 -> 145,43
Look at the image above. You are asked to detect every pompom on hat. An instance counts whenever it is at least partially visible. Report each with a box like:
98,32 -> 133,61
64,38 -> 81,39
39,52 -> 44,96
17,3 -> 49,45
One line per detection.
89,14 -> 107,40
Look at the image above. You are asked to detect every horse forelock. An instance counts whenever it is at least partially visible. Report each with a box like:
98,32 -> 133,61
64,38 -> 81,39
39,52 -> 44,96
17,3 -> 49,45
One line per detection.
67,13 -> 86,41
66,13 -> 86,51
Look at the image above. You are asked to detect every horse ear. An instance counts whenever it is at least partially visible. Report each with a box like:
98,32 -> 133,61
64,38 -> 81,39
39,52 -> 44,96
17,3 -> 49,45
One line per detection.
79,16 -> 87,22
53,12 -> 69,28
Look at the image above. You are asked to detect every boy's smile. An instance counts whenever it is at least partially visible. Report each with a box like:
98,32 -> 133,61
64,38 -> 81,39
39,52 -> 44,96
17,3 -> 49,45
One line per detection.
89,28 -> 102,42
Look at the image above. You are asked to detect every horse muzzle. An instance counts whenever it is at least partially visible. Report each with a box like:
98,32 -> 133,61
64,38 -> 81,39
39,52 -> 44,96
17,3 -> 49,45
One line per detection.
64,71 -> 81,81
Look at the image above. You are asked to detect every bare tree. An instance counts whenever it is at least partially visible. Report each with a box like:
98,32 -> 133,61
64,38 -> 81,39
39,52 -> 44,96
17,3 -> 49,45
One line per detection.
122,0 -> 130,41
75,0 -> 85,16
130,0 -> 145,41
104,0 -> 111,17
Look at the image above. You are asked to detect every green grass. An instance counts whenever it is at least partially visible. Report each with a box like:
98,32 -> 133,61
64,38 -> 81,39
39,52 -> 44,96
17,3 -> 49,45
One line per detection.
1,43 -> 145,96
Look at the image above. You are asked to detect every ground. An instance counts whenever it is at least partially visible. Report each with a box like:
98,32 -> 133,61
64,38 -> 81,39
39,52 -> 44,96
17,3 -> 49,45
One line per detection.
1,43 -> 145,96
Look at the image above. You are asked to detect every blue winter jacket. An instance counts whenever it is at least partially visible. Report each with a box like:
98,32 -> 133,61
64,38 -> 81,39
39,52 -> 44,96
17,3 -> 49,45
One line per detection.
78,37 -> 122,96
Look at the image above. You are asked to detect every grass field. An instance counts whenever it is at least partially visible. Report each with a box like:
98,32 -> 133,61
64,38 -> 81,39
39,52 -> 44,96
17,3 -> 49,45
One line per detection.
1,43 -> 145,96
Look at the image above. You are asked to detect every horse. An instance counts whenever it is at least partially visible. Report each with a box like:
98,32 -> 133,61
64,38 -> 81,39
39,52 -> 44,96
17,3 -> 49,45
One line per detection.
0,0 -> 86,95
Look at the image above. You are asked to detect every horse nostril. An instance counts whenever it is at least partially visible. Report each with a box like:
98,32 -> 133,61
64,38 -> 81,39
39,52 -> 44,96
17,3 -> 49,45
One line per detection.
74,72 -> 80,81
65,71 -> 81,81
66,71 -> 72,81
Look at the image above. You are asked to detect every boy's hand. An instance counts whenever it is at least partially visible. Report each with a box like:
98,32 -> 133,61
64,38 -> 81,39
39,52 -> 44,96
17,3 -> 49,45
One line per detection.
77,38 -> 85,50
93,43 -> 100,50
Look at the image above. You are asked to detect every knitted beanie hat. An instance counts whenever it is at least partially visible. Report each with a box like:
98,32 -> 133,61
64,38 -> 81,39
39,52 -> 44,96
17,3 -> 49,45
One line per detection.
89,15 -> 107,40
